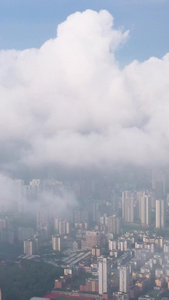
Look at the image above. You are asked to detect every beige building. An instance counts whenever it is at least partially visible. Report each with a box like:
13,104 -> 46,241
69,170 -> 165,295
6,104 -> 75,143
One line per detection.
92,246 -> 101,257
98,257 -> 111,295
156,199 -> 165,229
107,215 -> 121,235
139,194 -> 151,227
122,192 -> 134,223
119,266 -> 129,294
54,218 -> 70,235
52,235 -> 62,251
24,239 -> 36,256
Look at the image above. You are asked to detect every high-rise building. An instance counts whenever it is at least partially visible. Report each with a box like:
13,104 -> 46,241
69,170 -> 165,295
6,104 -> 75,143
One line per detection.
92,246 -> 101,257
52,235 -> 62,251
119,265 -> 129,294
91,201 -> 100,223
58,219 -> 65,235
100,214 -> 107,225
156,199 -> 165,229
98,257 -> 111,295
0,218 -> 8,230
82,231 -> 101,249
54,218 -> 70,235
152,169 -> 166,198
111,192 -> 119,214
24,239 -> 35,256
139,194 -> 151,226
109,240 -> 117,251
122,192 -> 134,223
73,208 -> 88,223
107,215 -> 121,235
30,179 -> 41,201
36,207 -> 49,229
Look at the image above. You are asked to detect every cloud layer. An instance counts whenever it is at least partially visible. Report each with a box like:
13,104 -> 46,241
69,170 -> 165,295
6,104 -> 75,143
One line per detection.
1,9 -> 169,175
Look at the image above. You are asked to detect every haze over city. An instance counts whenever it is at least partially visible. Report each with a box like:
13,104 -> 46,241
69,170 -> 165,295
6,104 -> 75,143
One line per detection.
1,1 -> 169,300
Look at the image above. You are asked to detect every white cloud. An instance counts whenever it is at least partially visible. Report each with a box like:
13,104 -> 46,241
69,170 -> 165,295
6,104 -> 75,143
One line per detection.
0,9 -> 169,174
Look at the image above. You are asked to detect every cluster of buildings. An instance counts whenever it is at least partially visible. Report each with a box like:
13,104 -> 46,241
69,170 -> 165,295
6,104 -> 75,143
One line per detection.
43,231 -> 169,300
0,169 -> 169,300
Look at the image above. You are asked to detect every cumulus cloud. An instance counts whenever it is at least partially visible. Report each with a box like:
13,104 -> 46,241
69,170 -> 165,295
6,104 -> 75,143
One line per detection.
0,9 -> 169,176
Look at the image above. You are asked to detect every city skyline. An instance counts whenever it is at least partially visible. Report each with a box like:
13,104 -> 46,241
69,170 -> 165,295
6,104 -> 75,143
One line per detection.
0,171 -> 169,299
1,2 -> 169,299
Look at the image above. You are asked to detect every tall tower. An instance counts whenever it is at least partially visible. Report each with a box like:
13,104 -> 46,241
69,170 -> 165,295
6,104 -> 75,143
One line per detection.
98,257 -> 111,295
119,265 -> 129,294
122,192 -> 134,223
140,194 -> 151,226
156,199 -> 165,229
152,169 -> 165,199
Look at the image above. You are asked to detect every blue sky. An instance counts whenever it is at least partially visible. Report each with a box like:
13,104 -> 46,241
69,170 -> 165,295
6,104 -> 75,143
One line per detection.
0,0 -> 168,65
